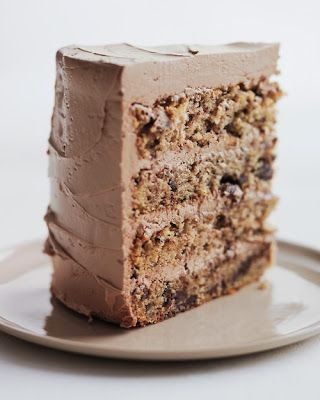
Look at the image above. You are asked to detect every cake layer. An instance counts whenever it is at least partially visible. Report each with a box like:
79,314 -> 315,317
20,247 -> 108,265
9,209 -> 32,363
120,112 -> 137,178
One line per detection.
131,78 -> 281,159
131,241 -> 273,326
131,206 -> 274,280
133,153 -> 274,214
51,240 -> 273,327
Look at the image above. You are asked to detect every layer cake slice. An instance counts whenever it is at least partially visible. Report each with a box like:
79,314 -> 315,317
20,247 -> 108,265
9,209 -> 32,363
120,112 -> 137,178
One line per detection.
45,43 -> 282,327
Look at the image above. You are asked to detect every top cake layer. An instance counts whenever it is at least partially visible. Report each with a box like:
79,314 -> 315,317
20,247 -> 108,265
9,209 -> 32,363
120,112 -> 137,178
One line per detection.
59,43 -> 279,104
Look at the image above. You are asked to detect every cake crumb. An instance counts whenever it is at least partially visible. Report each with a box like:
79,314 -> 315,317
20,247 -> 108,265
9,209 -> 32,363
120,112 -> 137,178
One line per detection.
257,281 -> 268,290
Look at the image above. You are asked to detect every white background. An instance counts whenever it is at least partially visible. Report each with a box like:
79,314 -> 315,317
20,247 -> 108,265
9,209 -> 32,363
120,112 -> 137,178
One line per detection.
0,0 -> 319,398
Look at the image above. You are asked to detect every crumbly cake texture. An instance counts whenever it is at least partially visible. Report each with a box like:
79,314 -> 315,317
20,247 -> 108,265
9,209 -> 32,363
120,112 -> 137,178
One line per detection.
45,43 -> 281,327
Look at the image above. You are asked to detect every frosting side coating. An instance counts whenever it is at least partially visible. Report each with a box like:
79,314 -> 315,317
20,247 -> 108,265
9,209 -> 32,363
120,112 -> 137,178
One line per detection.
46,50 -> 128,301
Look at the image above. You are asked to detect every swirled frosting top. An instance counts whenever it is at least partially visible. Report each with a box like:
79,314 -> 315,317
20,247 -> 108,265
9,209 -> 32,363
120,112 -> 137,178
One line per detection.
59,42 -> 279,66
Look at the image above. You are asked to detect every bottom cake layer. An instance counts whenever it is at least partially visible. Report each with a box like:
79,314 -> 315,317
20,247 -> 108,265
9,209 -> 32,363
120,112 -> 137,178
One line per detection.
50,241 -> 274,328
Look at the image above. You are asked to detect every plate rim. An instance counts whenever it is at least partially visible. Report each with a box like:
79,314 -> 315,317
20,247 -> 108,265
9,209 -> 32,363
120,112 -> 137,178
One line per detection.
0,238 -> 319,361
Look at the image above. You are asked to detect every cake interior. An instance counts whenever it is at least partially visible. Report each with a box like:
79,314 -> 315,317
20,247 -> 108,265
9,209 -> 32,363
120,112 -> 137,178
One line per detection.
128,78 -> 281,326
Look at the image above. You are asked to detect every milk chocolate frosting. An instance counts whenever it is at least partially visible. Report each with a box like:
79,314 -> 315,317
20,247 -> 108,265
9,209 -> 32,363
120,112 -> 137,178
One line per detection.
45,43 -> 279,326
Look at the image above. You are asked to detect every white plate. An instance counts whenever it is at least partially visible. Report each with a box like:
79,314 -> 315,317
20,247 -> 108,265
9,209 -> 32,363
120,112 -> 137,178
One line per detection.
0,240 -> 319,360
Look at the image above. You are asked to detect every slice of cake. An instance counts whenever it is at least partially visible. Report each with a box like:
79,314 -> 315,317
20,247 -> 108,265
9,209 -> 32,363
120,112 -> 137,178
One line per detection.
45,43 -> 282,327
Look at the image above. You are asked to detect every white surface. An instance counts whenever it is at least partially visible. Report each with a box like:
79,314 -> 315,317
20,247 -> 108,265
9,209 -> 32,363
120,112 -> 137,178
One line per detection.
0,0 -> 319,398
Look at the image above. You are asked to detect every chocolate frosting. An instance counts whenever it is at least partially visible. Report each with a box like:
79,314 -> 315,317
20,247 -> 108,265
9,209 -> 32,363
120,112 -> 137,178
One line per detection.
45,42 -> 279,325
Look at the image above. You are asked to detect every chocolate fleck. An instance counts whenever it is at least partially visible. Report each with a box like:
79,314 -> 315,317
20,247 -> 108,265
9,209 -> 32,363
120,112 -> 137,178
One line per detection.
168,178 -> 178,192
255,159 -> 273,180
141,286 -> 150,301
